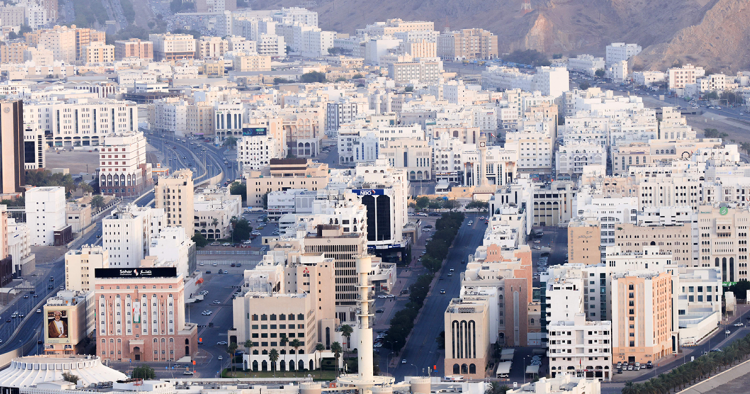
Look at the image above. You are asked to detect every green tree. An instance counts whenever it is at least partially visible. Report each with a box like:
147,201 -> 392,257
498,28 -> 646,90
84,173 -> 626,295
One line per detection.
229,181 -> 246,202
416,196 -> 430,210
79,183 -> 94,194
62,372 -> 79,384
595,69 -> 606,78
552,53 -> 563,59
230,217 -> 252,242
579,81 -> 591,90
340,324 -> 353,351
436,331 -> 445,349
268,348 -> 279,376
404,86 -> 414,92
486,382 -> 509,394
222,136 -> 238,148
192,232 -> 208,248
465,200 -> 488,211
280,333 -> 289,348
227,343 -> 238,376
331,342 -> 343,376
7,31 -> 18,40
244,339 -> 254,352
19,24 -> 32,34
503,49 -> 550,67
315,343 -> 325,370
442,199 -> 459,211
704,91 -> 719,100
90,195 -> 105,210
704,128 -> 720,138
290,338 -> 302,375
353,73 -> 364,79
131,365 -> 156,379
300,72 -> 327,83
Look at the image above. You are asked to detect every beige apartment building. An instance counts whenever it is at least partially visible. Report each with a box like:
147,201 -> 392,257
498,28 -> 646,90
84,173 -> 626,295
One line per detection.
365,19 -> 434,36
64,245 -> 109,292
612,139 -> 722,175
83,42 -> 115,64
197,36 -> 228,59
444,296 -> 491,379
114,38 -> 154,60
615,223 -> 694,266
245,159 -> 329,207
37,26 -> 76,63
404,39 -> 436,58
668,64 -> 705,90
697,205 -> 750,283
611,271 -> 673,364
230,255 -> 337,371
0,42 -> 28,64
568,218 -> 602,265
74,27 -> 106,61
233,55 -> 271,72
0,5 -> 25,27
154,169 -> 194,238
437,29 -> 498,60
186,103 -> 214,136
149,33 -> 196,61
303,225 -> 368,322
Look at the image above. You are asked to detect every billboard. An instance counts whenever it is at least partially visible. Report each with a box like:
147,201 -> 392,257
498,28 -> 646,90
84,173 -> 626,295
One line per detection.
351,189 -> 385,196
94,267 -> 177,278
45,309 -> 71,344
133,301 -> 141,323
242,127 -> 268,136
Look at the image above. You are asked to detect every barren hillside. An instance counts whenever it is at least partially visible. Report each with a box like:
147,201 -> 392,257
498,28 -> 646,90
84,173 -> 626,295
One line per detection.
250,0 -> 750,71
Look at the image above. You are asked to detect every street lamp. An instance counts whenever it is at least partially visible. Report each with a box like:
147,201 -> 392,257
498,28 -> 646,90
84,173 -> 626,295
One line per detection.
524,356 -> 528,384
411,364 -> 418,376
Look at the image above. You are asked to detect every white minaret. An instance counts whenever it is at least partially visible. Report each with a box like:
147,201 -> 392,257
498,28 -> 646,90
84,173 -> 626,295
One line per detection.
356,254 -> 374,381
336,255 -> 394,393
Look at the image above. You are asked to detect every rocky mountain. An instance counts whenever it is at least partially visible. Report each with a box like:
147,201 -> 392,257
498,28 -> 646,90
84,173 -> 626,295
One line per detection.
250,0 -> 750,72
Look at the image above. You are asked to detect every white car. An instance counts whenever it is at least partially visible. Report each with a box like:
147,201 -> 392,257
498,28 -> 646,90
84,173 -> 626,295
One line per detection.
726,330 -> 731,335
735,322 -> 745,327
217,341 -> 228,345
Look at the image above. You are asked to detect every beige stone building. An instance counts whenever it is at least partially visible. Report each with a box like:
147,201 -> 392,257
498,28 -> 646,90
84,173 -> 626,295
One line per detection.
83,42 -> 114,64
186,103 -> 214,136
444,296 -> 491,379
0,42 -> 28,64
233,55 -> 271,72
568,218 -> 602,265
64,245 -> 108,292
65,202 -> 92,234
615,223 -> 694,267
611,138 -> 722,175
364,19 -> 434,36
114,38 -> 154,60
229,254 -> 337,371
149,33 -> 196,61
697,205 -> 750,283
404,39 -> 436,58
437,29 -> 498,60
154,169 -> 194,238
245,159 -> 329,207
611,271 -> 673,364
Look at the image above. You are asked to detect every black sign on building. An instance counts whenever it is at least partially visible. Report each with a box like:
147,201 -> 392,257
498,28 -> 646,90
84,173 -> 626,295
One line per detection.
94,267 -> 178,278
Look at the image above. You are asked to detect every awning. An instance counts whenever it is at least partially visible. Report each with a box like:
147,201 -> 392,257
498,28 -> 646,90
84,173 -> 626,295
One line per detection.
525,365 -> 540,375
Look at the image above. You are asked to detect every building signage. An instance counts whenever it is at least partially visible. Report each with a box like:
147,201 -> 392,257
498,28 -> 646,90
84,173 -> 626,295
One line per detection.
94,267 -> 177,278
720,206 -> 729,215
242,127 -> 268,136
352,189 -> 384,196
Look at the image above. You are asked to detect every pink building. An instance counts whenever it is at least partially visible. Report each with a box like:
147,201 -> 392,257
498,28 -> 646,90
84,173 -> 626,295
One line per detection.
95,265 -> 197,362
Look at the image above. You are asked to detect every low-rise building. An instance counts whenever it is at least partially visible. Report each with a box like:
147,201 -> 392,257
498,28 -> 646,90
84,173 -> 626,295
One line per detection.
245,159 -> 329,207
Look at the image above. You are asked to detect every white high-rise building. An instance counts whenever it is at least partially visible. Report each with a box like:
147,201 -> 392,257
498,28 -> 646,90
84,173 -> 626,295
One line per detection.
98,131 -> 152,197
102,205 -> 163,267
23,99 -> 139,148
149,227 -> 195,279
605,43 -> 642,67
25,186 -> 66,246
237,132 -> 284,171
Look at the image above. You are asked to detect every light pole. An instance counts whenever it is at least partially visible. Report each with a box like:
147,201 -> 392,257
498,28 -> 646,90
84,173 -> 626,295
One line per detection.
411,364 -> 418,376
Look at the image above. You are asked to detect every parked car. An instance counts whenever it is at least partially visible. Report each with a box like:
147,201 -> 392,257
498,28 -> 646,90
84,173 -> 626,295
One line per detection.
217,341 -> 228,345
735,322 -> 745,327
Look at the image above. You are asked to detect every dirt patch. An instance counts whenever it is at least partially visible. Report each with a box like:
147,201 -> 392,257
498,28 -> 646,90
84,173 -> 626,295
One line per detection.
45,150 -> 100,176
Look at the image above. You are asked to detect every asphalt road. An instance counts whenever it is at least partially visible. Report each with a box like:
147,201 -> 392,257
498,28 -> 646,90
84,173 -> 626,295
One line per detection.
389,213 -> 486,381
0,222 -> 105,357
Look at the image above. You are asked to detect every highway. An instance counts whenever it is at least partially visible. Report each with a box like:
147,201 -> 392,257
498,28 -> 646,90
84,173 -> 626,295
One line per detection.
144,132 -> 230,186
0,221 -> 104,357
388,214 -> 485,382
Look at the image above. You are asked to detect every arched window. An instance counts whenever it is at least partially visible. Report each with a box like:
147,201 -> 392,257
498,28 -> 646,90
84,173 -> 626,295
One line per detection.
469,364 -> 476,374
453,364 -> 460,374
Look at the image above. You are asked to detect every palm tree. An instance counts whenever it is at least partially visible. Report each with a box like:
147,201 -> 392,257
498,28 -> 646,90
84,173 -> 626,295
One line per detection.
622,382 -> 636,394
211,218 -> 220,238
227,343 -> 238,376
280,334 -> 289,348
315,343 -> 325,370
290,339 -> 302,375
340,324 -> 353,352
331,342 -> 343,377
485,381 -> 509,394
269,349 -> 279,376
